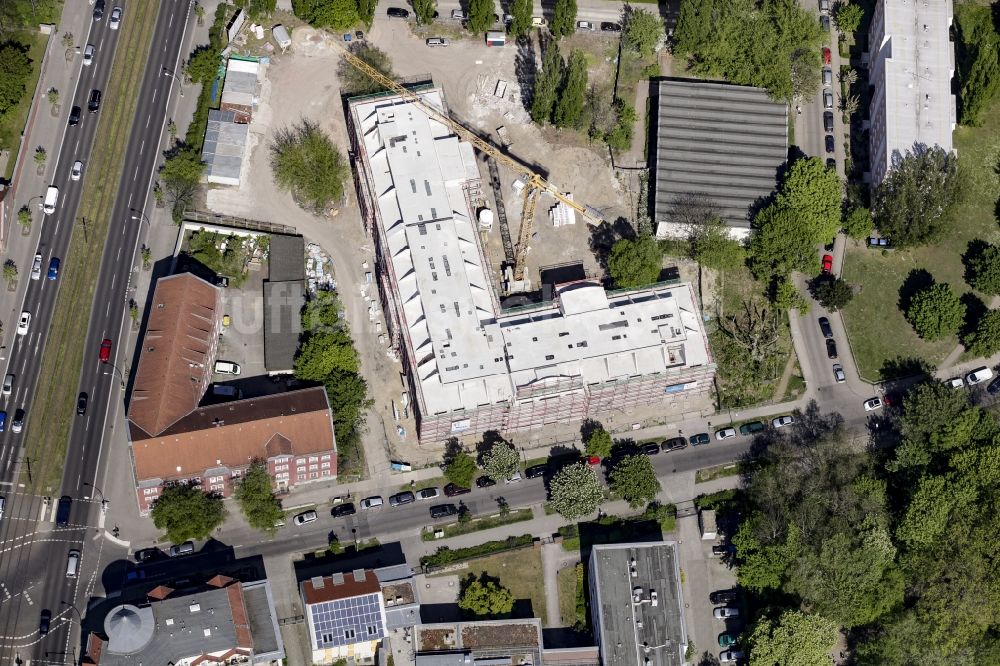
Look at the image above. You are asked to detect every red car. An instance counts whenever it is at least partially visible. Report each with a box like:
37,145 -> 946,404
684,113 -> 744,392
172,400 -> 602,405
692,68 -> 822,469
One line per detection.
822,254 -> 833,274
586,456 -> 601,466
822,47 -> 831,64
99,338 -> 112,363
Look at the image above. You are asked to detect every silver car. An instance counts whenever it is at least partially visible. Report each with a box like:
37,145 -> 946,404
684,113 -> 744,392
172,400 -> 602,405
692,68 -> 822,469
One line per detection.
715,427 -> 736,440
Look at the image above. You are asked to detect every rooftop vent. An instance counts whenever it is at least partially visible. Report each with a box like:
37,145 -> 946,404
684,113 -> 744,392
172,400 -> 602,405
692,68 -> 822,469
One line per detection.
353,569 -> 366,583
190,603 -> 201,613
332,572 -> 345,585
311,576 -> 325,589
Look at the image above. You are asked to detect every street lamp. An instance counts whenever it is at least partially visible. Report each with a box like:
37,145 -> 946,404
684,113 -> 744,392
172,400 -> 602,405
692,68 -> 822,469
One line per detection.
61,601 -> 83,624
83,481 -> 108,513
161,67 -> 184,97
103,362 -> 127,391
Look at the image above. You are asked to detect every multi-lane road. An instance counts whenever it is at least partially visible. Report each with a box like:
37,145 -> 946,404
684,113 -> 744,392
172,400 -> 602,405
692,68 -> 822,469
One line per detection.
0,1 -> 191,662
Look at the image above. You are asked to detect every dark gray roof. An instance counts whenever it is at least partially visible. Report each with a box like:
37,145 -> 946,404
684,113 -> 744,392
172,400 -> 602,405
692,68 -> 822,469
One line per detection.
202,109 -> 249,183
588,543 -> 687,666
268,234 -> 306,282
263,280 -> 305,373
243,580 -> 285,659
651,79 -> 788,229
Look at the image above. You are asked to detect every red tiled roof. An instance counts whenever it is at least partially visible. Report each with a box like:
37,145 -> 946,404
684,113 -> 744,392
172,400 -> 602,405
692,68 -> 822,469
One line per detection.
147,584 -> 175,601
228,583 -> 254,649
302,570 -> 381,605
84,633 -> 104,664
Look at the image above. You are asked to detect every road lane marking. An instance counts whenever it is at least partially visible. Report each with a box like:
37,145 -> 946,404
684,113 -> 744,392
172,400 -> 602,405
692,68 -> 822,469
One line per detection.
139,139 -> 144,155
152,88 -> 157,103
146,115 -> 151,128
75,138 -> 80,152
133,164 -> 140,180
169,12 -> 174,27
111,273 -> 116,290
128,192 -> 133,208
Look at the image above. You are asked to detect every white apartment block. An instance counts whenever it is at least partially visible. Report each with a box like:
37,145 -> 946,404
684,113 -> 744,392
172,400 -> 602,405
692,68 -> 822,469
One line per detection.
347,88 -> 715,444
867,0 -> 956,186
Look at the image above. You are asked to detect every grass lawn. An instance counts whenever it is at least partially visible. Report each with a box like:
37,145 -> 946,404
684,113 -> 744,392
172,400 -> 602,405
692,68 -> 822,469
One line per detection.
556,565 -> 578,628
841,99 -> 1000,381
458,548 -> 548,625
0,31 -> 48,180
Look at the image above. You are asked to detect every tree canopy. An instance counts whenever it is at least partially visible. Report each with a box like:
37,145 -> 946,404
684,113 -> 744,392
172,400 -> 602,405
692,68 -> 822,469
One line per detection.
160,149 -> 205,223
814,278 -> 853,312
554,49 -> 588,128
746,610 -> 839,666
509,0 -> 532,38
608,236 -> 662,288
292,0 -> 359,29
872,146 -> 960,247
690,216 -> 745,272
413,0 -> 436,24
965,309 -> 1000,357
609,454 -> 661,508
185,45 -> 222,85
467,0 -> 495,34
843,206 -> 873,240
954,3 -> 1000,127
481,442 -> 520,482
445,451 -> 478,488
531,41 -> 563,124
622,8 -> 664,56
337,43 -> 395,96
151,484 -> 227,543
966,243 -> 1000,295
584,425 -> 613,459
832,1 -> 863,34
459,575 -> 515,616
549,462 -> 604,519
0,42 -> 31,118
905,282 -> 965,341
234,460 -> 284,533
270,119 -> 349,215
550,0 -> 577,38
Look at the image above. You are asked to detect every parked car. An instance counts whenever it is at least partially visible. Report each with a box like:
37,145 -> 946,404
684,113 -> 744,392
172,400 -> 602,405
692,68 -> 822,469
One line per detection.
134,547 -> 161,563
169,541 -> 194,557
987,377 -> 1000,395
331,503 -> 357,517
586,455 -> 602,465
714,607 -> 740,619
417,487 -> 441,500
577,20 -> 596,30
360,496 -> 384,510
825,134 -> 835,153
715,428 -> 736,440
720,650 -> 745,664
430,503 -> 458,518
505,472 -> 523,484
823,91 -> 834,109
389,491 -> 415,506
710,589 -> 738,604
712,544 -> 736,556
819,0 -> 830,12
718,632 -> 738,647
443,483 -> 471,497
822,47 -> 831,64
823,111 -> 834,132
642,442 -> 660,456
771,415 -> 794,428
525,464 -> 548,478
833,363 -> 846,383
450,9 -> 464,18
738,421 -> 764,436
689,432 -> 711,446
293,510 -> 318,525
600,21 -> 622,31
661,437 -> 688,452
820,14 -> 830,30
214,360 -> 241,375
827,157 -> 836,169
77,392 -> 88,415
826,338 -> 838,359
946,377 -> 965,389
868,236 -> 891,249
818,316 -> 833,339
426,37 -> 449,46
386,7 -> 410,17
476,476 -> 496,488
863,397 -> 883,411
822,253 -> 833,273
968,366 -> 994,385
822,67 -> 832,87
531,16 -> 547,26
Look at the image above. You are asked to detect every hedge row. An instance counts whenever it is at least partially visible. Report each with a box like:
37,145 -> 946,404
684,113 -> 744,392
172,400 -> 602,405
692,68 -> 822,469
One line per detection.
420,534 -> 533,569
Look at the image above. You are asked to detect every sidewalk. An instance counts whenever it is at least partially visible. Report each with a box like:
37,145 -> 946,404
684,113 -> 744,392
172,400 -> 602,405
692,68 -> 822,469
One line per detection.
0,3 -> 93,361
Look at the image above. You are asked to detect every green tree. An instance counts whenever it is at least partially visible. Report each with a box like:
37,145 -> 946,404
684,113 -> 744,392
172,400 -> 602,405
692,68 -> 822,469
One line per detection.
749,205 -> 816,278
356,0 -> 378,27
0,42 -> 31,117
872,146 -> 959,247
234,460 -> 285,533
337,43 -> 395,95
294,330 -> 360,379
690,216 -> 745,271
234,0 -> 277,18
160,149 -> 205,223
413,0 -> 436,24
584,426 -> 613,459
270,119 -> 349,215
773,278 -> 809,312
964,309 -> 1000,357
905,282 -> 965,341
445,451 -> 478,488
150,483 -> 227,543
550,0 -> 577,38
608,236 -> 662,288
843,206 -> 873,240
814,278 -> 853,311
467,0 -> 494,34
549,462 -> 604,519
292,0 -> 359,29
609,454 -> 661,508
603,98 -> 636,151
967,244 -> 1000,295
531,41 -> 563,124
775,157 -> 842,243
3,259 -> 17,286
17,205 -> 30,230
622,8 -> 663,56
746,610 -> 839,666
509,0 -> 532,38
554,49 -> 587,128
185,45 -> 221,85
459,575 -> 515,616
954,3 -> 1000,126
832,1 -> 863,34
482,442 -> 520,482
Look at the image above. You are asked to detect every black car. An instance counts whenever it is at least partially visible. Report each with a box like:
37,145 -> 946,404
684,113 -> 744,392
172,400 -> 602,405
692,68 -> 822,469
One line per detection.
600,21 -> 621,31
820,14 -> 830,31
443,483 -> 471,497
525,464 -> 547,479
818,316 -> 833,339
389,491 -> 415,506
712,544 -> 736,556
825,134 -> 835,154
823,111 -> 834,132
430,503 -> 458,518
134,547 -> 161,563
709,589 -> 739,604
93,0 -> 105,20
386,7 -> 410,17
642,443 -> 660,456
662,437 -> 688,452
88,89 -> 102,113
331,502 -> 356,517
39,609 -> 51,635
77,392 -> 88,414
987,376 -> 1000,395
476,476 -> 496,488
69,105 -> 81,126
56,495 -> 72,527
826,338 -> 838,359
689,432 -> 711,446
826,158 -> 836,169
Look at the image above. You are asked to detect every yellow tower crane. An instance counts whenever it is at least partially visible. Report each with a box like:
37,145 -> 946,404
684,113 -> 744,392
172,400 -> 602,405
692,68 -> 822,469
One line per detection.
337,45 -> 599,284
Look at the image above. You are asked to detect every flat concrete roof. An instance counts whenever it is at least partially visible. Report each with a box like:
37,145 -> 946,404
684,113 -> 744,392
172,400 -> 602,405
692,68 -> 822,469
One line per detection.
589,543 -> 687,666
651,79 -> 788,230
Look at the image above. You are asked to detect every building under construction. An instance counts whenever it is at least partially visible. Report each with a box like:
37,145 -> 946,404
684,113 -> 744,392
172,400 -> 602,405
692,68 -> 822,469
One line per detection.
346,88 -> 716,445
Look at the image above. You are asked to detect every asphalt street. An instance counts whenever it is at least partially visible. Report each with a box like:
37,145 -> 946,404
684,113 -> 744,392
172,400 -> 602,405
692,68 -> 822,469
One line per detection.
0,2 -> 191,662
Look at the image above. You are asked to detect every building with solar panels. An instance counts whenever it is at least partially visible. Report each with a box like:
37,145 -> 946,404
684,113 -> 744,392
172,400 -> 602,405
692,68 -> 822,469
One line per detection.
301,569 -> 389,664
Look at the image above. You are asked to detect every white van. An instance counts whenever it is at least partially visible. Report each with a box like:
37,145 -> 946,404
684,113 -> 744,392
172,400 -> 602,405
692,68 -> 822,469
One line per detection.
43,186 -> 59,215
214,360 -> 241,375
66,549 -> 81,578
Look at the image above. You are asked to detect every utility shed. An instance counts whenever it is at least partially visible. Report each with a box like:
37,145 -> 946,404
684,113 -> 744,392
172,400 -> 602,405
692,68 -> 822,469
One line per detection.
650,78 -> 788,240
700,509 -> 717,540
202,109 -> 249,186
264,234 -> 306,373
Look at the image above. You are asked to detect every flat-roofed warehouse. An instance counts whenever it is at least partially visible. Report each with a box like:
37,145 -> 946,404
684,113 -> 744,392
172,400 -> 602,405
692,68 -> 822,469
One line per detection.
347,87 -> 716,445
651,79 -> 788,240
